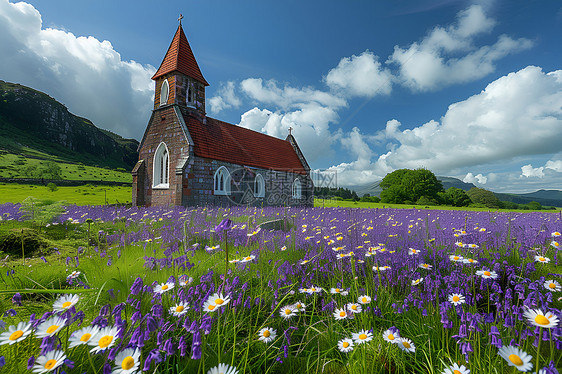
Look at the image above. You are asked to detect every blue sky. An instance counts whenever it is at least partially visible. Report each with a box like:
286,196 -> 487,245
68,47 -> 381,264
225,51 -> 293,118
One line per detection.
0,0 -> 561,193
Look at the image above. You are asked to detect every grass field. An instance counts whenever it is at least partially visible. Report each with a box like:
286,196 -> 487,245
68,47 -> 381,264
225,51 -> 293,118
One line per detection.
0,183 -> 132,205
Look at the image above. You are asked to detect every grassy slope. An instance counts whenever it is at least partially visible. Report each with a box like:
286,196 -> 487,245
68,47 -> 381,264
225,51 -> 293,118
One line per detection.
0,183 -> 132,205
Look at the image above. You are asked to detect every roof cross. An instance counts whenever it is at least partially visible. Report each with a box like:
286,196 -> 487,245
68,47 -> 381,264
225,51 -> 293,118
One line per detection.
178,14 -> 184,25
288,127 -> 293,136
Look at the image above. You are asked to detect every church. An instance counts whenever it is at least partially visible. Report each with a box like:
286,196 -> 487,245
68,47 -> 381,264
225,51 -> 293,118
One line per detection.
132,20 -> 313,207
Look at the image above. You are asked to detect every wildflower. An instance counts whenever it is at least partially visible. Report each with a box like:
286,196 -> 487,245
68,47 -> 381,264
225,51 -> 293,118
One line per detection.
53,294 -> 80,312
466,244 -> 479,249
455,242 -> 465,248
476,270 -> 498,279
552,231 -> 561,237
408,248 -> 420,255
112,347 -> 141,374
534,255 -> 550,263
88,325 -> 120,353
280,246 -> 287,251
544,279 -> 561,292
169,302 -> 190,317
352,329 -> 373,344
36,316 -> 66,338
330,287 -> 349,296
333,308 -> 348,320
0,321 -> 32,345
449,255 -> 464,262
247,228 -> 261,237
498,346 -> 533,372
202,293 -> 230,312
337,338 -> 354,352
551,241 -> 560,249
442,363 -> 470,374
448,293 -> 466,306
373,265 -> 391,271
32,350 -> 66,373
346,303 -> 362,314
358,295 -> 371,304
411,278 -> 424,286
300,259 -> 310,265
214,219 -> 232,233
240,255 -> 256,263
257,327 -> 277,343
419,263 -> 432,270
68,325 -> 100,348
382,329 -> 399,344
463,258 -> 478,265
207,363 -> 239,374
153,282 -> 175,294
396,337 -> 416,352
178,276 -> 193,287
205,245 -> 221,253
292,301 -> 306,312
523,307 -> 559,329
332,246 -> 345,252
279,306 -> 297,319
67,271 -> 81,280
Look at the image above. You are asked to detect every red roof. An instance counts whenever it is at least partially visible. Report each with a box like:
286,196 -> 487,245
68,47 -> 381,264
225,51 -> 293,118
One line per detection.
181,111 -> 307,175
152,25 -> 209,86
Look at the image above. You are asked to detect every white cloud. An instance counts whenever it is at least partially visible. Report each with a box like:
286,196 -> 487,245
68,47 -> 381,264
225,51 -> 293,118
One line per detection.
325,51 -> 393,97
520,164 -> 545,178
208,81 -> 241,114
545,160 -> 562,172
387,5 -> 533,91
370,66 -> 562,174
463,172 -> 487,184
0,0 -> 155,139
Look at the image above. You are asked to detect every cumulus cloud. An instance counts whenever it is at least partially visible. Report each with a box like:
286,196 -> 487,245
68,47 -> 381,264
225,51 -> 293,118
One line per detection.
370,66 -> 562,174
387,5 -> 533,91
325,51 -> 393,97
0,0 -> 155,139
208,81 -> 241,114
463,172 -> 487,184
545,160 -> 562,172
520,164 -> 545,178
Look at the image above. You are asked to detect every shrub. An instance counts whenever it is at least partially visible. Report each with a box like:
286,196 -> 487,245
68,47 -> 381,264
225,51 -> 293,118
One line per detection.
47,182 -> 58,192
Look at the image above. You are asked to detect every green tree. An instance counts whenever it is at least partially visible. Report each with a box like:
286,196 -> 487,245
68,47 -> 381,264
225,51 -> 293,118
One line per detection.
466,187 -> 502,208
444,187 -> 471,207
380,168 -> 443,204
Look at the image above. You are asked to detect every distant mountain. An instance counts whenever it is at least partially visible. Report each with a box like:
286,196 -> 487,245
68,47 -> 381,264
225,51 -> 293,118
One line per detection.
438,176 -> 476,191
495,190 -> 562,208
0,80 -> 138,170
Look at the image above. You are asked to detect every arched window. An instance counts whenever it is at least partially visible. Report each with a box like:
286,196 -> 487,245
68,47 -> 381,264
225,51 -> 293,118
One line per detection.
187,87 -> 193,104
153,142 -> 169,189
214,166 -> 231,195
292,178 -> 302,199
160,79 -> 169,106
254,174 -> 265,198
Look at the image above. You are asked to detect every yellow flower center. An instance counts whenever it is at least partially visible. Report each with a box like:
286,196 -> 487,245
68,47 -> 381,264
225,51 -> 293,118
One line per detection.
454,256 -> 459,260
539,257 -> 546,262
403,341 -> 411,348
215,298 -> 224,305
549,283 -> 556,289
121,356 -> 135,370
388,334 -> 394,340
361,297 -> 368,303
62,301 -> 72,308
359,334 -> 367,340
453,370 -> 461,374
208,305 -> 216,311
44,359 -> 57,370
339,311 -> 346,317
46,325 -> 59,334
342,341 -> 349,348
9,330 -> 23,341
263,330 -> 270,338
534,315 -> 550,325
311,288 -> 316,292
484,271 -> 491,276
245,257 -> 251,261
80,333 -> 92,342
453,296 -> 460,302
351,305 -> 358,311
508,354 -> 523,366
335,288 -> 340,292
176,305 -> 185,313
284,309 -> 291,315
98,335 -> 113,348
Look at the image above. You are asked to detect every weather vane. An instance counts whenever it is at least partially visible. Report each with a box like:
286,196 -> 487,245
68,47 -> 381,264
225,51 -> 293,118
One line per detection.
178,14 -> 183,25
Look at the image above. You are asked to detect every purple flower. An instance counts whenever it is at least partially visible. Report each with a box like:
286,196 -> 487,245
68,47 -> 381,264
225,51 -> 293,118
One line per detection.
130,277 -> 143,295
179,335 -> 188,357
214,218 -> 233,233
0,356 -> 5,368
27,356 -> 35,370
103,363 -> 111,374
143,350 -> 162,371
11,293 -> 22,306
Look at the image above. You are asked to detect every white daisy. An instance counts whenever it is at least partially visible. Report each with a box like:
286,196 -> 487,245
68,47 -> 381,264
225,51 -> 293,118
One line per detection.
279,306 -> 297,319
209,293 -> 231,308
207,363 -> 239,374
0,321 -> 32,345
523,307 -> 559,329
257,327 -> 277,343
35,316 -> 67,338
408,248 -> 419,255
358,295 -> 371,304
333,307 -> 348,320
449,255 -> 464,262
169,302 -> 190,317
442,363 -> 470,374
476,270 -> 498,279
178,276 -> 193,287
352,329 -> 373,345
534,255 -> 550,263
68,325 -> 100,348
330,287 -> 349,296
88,325 -> 119,353
240,255 -> 255,263
462,258 -> 479,265
292,301 -> 306,312
396,337 -> 416,352
113,348 -> 141,374
418,263 -> 432,270
153,281 -> 175,294
498,346 -> 533,372
337,337 -> 354,353
347,303 -> 362,314
411,278 -> 424,286
544,279 -> 561,292
551,240 -> 560,249
32,349 -> 66,373
448,293 -> 466,306
53,294 -> 80,312
552,231 -> 561,237
382,329 -> 399,344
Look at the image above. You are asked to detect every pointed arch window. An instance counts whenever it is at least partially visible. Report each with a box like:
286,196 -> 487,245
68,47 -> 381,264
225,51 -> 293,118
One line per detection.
292,178 -> 302,199
160,79 -> 169,106
214,166 -> 231,195
254,174 -> 265,198
153,142 -> 169,189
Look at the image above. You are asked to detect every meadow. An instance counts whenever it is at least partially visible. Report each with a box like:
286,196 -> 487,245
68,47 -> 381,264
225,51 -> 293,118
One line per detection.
0,203 -> 560,373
